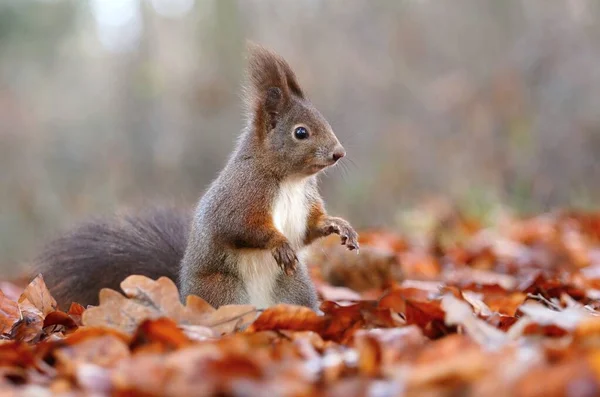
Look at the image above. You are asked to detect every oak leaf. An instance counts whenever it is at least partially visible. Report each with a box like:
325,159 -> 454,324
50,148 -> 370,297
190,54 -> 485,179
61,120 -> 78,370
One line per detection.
82,275 -> 258,335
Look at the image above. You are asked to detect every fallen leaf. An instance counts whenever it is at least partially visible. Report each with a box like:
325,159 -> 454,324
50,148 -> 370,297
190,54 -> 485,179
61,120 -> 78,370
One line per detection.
82,288 -> 155,333
67,302 -> 85,327
354,326 -> 426,368
518,301 -> 595,331
4,209 -> 600,395
248,305 -> 324,335
316,284 -> 362,302
18,274 -> 57,316
82,275 -> 257,335
43,311 -> 78,332
0,290 -> 20,335
0,281 -> 24,301
378,287 -> 449,338
10,299 -> 44,343
55,334 -> 130,372
130,318 -> 192,353
441,294 -> 509,348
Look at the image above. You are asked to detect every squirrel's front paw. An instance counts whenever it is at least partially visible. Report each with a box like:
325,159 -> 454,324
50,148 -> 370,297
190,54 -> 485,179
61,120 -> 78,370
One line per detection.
324,217 -> 360,251
272,242 -> 298,276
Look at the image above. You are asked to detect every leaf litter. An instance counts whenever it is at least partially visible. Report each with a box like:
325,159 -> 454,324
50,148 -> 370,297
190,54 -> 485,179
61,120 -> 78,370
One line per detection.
2,209 -> 600,395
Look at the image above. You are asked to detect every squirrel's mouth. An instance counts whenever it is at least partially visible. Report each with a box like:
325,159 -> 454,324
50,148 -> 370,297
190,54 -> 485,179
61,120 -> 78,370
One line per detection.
309,162 -> 335,173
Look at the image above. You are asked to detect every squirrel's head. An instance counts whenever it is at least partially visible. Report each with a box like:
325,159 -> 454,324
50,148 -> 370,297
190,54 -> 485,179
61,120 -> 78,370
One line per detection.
243,43 -> 345,177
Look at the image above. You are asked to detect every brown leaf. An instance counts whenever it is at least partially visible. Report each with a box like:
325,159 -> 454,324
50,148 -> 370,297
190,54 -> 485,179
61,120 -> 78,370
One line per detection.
0,342 -> 36,367
378,287 -> 450,338
354,333 -> 381,377
516,358 -> 599,397
18,274 -> 57,316
248,304 -> 324,335
0,289 -> 20,335
64,326 -> 131,346
321,300 -> 401,343
249,301 -> 401,344
55,334 -> 130,373
484,292 -> 526,316
119,275 -> 187,319
10,299 -> 44,343
354,326 -> 426,368
82,287 -> 155,333
442,294 -> 509,348
82,275 -> 257,335
43,311 -> 78,331
406,334 -> 490,387
5,209 -> 600,395
444,267 -> 517,291
67,302 -> 85,327
0,281 -> 24,301
130,318 -> 192,353
517,301 -> 593,331
316,283 -> 362,302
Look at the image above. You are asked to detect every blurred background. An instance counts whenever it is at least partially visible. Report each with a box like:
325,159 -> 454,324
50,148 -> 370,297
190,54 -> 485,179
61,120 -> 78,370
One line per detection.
1,0 -> 600,275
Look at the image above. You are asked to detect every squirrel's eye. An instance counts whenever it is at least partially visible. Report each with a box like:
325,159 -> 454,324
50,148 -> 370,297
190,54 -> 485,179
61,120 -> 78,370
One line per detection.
294,126 -> 309,140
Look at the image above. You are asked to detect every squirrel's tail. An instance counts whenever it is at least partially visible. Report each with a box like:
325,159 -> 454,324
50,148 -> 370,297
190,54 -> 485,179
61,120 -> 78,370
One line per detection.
32,207 -> 191,309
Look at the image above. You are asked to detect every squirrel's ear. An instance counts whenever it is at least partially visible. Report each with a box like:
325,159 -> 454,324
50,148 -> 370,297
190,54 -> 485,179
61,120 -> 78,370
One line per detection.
243,42 -> 304,134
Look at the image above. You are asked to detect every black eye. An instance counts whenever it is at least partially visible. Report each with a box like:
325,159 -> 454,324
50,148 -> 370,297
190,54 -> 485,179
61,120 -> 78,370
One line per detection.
294,126 -> 309,140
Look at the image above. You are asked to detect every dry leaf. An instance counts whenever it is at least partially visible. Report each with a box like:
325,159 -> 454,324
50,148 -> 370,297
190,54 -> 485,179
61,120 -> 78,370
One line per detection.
0,281 -> 24,301
82,275 -> 258,335
43,311 -> 78,332
441,294 -> 509,349
518,301 -> 595,331
82,288 -> 156,333
67,302 -> 85,327
4,210 -> 600,395
316,284 -> 362,302
0,290 -> 20,335
248,304 -> 324,335
18,274 -> 57,316
55,334 -> 130,372
130,318 -> 192,352
10,299 -> 44,343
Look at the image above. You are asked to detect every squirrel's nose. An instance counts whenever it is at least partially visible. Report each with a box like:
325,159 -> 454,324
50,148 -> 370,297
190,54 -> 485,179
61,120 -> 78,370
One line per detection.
332,147 -> 346,162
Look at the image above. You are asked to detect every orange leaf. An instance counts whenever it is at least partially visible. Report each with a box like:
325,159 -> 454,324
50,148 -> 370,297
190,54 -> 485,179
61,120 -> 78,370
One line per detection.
247,304 -> 324,335
130,318 -> 193,353
18,274 -> 57,316
0,289 -> 20,335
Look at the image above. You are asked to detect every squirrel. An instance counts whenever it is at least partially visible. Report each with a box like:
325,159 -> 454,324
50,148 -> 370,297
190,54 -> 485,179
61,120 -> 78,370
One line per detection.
32,43 -> 359,311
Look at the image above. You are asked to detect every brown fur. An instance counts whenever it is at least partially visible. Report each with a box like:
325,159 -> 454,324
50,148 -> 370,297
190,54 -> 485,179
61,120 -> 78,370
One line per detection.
33,207 -> 190,309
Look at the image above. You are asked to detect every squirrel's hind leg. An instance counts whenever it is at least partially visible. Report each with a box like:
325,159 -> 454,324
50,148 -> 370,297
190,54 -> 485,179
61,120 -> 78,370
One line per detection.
271,264 -> 319,311
183,272 -> 248,308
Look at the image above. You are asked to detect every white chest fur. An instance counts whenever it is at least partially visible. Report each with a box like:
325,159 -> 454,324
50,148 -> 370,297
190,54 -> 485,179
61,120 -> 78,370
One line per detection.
272,178 -> 310,249
238,178 -> 310,308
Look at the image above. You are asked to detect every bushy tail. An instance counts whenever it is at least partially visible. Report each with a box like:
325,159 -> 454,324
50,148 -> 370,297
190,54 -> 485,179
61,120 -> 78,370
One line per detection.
32,207 -> 191,309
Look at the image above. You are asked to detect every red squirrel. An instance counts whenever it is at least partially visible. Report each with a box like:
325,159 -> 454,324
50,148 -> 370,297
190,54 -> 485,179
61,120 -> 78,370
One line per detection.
33,43 -> 359,311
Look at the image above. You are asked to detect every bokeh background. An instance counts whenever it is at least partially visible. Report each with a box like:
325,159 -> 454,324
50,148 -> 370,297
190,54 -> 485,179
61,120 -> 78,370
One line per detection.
1,0 -> 600,275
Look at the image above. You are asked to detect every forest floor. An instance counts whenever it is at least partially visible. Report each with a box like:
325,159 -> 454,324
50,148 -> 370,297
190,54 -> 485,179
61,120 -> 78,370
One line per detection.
2,206 -> 600,396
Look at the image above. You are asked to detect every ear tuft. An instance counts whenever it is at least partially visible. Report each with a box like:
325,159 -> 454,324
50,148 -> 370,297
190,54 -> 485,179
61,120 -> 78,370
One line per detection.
242,42 -> 305,129
264,87 -> 282,129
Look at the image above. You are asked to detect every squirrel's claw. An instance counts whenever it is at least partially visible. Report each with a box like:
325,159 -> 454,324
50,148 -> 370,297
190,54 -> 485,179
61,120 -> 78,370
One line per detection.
272,242 -> 298,276
325,218 -> 359,252
345,235 -> 359,251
